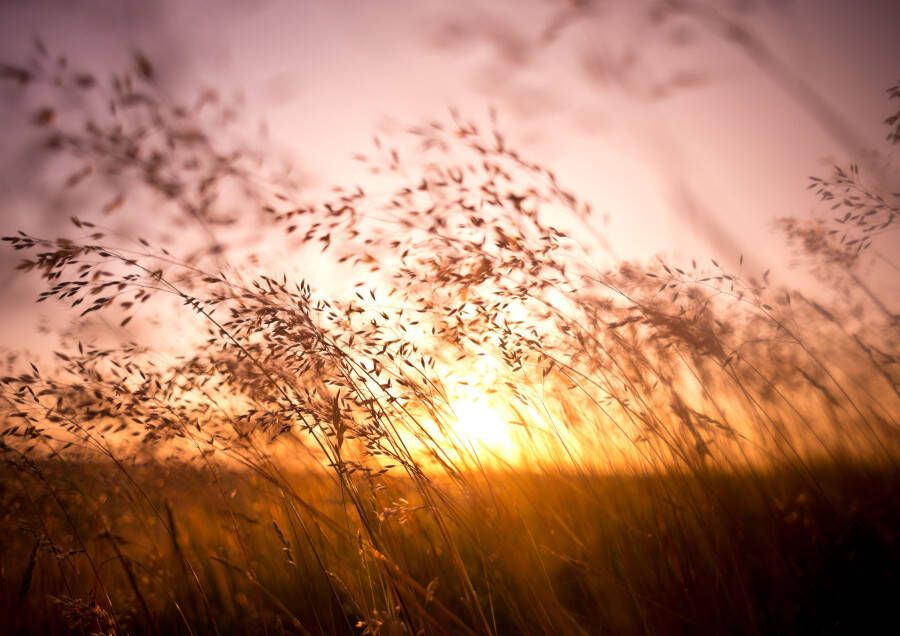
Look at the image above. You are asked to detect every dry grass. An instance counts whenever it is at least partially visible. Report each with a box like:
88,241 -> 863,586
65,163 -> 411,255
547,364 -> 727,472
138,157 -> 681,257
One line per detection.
2,460 -> 898,635
0,47 -> 898,634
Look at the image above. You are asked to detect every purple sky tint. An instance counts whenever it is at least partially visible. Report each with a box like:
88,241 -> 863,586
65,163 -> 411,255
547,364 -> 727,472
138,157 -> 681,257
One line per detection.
1,0 -> 897,352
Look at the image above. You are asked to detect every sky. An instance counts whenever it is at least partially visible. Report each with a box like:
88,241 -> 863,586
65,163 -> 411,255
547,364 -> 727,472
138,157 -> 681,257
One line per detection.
0,0 -> 897,353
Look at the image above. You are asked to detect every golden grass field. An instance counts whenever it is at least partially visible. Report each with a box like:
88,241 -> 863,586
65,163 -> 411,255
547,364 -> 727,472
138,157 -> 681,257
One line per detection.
1,47 -> 898,634
2,459 -> 899,635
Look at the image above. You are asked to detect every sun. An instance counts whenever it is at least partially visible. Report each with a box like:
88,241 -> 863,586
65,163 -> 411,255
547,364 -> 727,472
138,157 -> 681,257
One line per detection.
448,393 -> 520,463
403,353 -> 529,467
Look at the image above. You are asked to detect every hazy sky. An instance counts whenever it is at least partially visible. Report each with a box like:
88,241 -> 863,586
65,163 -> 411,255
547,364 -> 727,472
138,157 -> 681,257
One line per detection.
1,0 -> 898,350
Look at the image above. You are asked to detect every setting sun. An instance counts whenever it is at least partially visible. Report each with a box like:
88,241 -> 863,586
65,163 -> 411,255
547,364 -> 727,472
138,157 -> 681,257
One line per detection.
1,2 -> 898,634
448,394 -> 520,463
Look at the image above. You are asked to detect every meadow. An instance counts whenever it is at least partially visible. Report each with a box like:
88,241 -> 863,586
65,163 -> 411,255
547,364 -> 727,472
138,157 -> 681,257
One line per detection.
0,48 -> 898,634
2,460 -> 899,635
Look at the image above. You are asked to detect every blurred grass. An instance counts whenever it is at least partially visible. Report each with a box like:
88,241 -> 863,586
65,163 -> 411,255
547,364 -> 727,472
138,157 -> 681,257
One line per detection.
1,45 -> 898,635
1,458 -> 898,635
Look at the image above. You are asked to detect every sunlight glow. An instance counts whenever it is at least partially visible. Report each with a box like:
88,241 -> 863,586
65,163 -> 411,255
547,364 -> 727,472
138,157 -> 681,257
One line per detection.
447,393 -> 521,464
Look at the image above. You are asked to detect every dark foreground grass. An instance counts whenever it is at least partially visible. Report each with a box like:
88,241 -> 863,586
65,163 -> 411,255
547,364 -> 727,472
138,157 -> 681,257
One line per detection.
1,458 -> 898,635
1,46 -> 898,636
